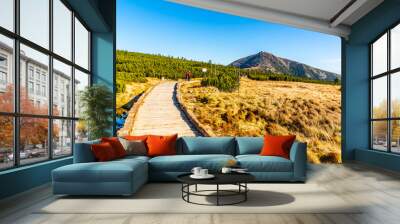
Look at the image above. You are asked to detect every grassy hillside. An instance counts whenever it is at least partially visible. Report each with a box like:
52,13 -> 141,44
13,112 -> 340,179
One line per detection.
180,79 -> 341,163
116,51 -> 338,93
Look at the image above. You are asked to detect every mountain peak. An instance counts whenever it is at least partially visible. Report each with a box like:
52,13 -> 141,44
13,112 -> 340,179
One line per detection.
258,51 -> 272,56
229,51 -> 340,81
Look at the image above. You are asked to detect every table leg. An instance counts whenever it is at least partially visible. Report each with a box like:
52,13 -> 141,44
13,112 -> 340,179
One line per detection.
195,184 -> 198,192
217,184 -> 219,206
245,183 -> 247,201
181,184 -> 183,199
187,184 -> 190,202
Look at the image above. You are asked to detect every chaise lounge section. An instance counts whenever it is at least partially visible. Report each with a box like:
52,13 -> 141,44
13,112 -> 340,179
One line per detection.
52,136 -> 307,196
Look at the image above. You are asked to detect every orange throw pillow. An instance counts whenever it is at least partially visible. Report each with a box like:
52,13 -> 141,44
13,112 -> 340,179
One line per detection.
91,142 -> 117,161
146,134 -> 178,157
260,135 -> 296,159
101,137 -> 127,158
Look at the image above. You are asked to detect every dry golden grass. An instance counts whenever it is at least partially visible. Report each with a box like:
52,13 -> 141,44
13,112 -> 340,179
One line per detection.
116,78 -> 160,115
180,78 -> 341,163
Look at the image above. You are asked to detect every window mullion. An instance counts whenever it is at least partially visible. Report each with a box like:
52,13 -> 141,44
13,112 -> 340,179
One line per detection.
71,10 -> 76,155
370,45 -> 373,149
388,30 -> 391,153
13,0 -> 20,167
48,0 -> 54,160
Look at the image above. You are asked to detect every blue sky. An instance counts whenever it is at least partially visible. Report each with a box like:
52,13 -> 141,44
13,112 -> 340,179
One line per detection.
117,0 -> 341,74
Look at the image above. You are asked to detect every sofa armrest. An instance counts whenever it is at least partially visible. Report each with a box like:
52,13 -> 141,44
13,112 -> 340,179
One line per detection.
73,140 -> 100,163
289,141 -> 307,182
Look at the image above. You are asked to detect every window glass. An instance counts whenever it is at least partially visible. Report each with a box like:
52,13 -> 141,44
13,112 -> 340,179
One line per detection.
0,0 -> 14,31
391,120 -> 400,153
391,72 -> 400,118
53,0 -> 72,60
74,69 -> 89,118
74,18 -> 89,70
53,119 -> 72,157
372,121 -> 388,151
75,120 -> 88,143
20,44 -> 49,115
19,117 -> 49,165
0,116 -> 14,170
53,59 -> 72,117
20,0 -> 49,49
372,76 -> 387,119
0,0 -> 93,168
0,35 -> 14,112
391,24 -> 400,70
372,33 -> 387,76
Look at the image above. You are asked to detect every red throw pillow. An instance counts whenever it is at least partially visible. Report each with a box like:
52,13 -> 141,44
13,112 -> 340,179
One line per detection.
260,135 -> 296,159
91,142 -> 117,162
146,134 -> 178,157
101,137 -> 127,158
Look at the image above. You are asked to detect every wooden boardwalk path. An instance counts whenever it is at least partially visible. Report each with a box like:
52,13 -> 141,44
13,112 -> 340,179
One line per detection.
130,82 -> 200,137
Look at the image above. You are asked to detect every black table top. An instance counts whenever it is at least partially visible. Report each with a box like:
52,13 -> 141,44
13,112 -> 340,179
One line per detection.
177,172 -> 255,185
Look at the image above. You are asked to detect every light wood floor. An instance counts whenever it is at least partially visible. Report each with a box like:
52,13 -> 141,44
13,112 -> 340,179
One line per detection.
1,162 -> 400,224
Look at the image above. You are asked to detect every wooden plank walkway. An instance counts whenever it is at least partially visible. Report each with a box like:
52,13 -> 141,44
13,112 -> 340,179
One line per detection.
130,82 -> 200,137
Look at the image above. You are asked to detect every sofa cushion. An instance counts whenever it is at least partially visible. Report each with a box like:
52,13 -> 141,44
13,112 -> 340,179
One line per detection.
179,137 -> 236,155
73,139 -> 100,163
53,158 -> 147,183
119,138 -> 147,156
260,135 -> 296,159
116,155 -> 150,163
147,134 -> 178,157
91,142 -> 118,162
235,137 -> 263,155
149,154 -> 235,172
101,137 -> 127,158
236,155 -> 293,172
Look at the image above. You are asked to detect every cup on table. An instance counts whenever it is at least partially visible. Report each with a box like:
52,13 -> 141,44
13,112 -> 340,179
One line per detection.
221,167 -> 232,174
200,169 -> 208,176
191,167 -> 202,176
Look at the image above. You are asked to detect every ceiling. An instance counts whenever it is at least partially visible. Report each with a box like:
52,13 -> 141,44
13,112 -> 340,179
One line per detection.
168,0 -> 384,38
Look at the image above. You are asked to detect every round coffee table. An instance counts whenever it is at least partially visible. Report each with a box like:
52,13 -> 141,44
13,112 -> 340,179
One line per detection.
177,173 -> 255,206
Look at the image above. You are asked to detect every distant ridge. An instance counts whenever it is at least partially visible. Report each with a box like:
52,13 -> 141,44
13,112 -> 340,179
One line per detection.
230,51 -> 340,81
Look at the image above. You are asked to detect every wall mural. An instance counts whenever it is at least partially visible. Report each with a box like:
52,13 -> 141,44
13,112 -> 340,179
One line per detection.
115,0 -> 341,164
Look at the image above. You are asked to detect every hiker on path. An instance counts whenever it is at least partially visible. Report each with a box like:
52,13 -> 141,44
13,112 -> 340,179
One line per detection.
185,71 -> 192,81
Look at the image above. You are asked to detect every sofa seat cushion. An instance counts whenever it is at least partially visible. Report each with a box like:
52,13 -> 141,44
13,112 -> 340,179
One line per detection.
53,159 -> 147,183
236,155 -> 293,172
117,155 -> 150,163
149,154 -> 235,172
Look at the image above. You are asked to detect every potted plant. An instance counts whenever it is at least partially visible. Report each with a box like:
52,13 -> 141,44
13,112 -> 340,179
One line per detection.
79,84 -> 113,140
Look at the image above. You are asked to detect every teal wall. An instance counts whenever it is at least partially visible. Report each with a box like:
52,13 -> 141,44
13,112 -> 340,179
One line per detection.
92,32 -> 116,135
0,0 -> 116,200
0,158 -> 72,199
343,0 -> 400,171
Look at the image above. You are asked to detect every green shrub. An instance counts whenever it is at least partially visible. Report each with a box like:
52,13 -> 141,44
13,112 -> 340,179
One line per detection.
79,84 -> 113,140
201,74 -> 239,92
247,71 -> 338,85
